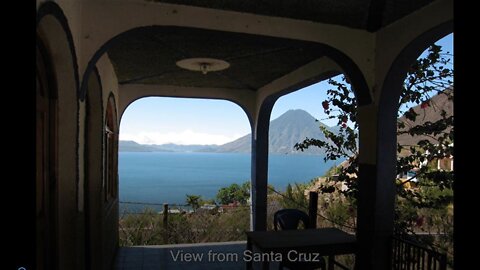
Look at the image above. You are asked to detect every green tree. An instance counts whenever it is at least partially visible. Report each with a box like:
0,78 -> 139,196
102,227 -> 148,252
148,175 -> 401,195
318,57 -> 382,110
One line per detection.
217,181 -> 276,205
185,194 -> 201,212
295,44 -> 453,257
216,182 -> 250,205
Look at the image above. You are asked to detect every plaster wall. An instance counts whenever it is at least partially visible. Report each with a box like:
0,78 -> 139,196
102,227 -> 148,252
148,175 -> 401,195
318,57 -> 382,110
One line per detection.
85,70 -> 104,270
97,54 -> 120,118
37,13 -> 81,270
37,0 -> 83,89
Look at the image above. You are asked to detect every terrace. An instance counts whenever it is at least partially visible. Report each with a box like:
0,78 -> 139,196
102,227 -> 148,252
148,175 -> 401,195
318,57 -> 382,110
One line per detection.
35,1 -> 453,270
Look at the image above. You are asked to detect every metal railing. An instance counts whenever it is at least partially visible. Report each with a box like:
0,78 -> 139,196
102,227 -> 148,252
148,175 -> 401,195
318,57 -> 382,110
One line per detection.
392,236 -> 447,270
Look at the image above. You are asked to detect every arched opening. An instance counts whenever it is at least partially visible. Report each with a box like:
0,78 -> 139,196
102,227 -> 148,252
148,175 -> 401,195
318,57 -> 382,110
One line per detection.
266,79 -> 348,219
83,65 -> 120,270
392,34 -> 454,267
376,19 -> 453,268
118,97 -> 251,246
37,2 -> 80,268
80,23 -> 373,234
250,48 -> 371,232
36,36 -> 58,270
264,74 -> 360,268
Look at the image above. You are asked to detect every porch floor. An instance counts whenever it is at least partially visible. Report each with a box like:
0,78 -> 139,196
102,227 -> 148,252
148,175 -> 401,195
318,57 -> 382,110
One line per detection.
114,241 -> 280,270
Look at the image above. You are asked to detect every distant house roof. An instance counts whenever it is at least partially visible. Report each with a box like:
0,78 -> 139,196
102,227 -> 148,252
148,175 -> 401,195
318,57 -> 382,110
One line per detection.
397,87 -> 453,148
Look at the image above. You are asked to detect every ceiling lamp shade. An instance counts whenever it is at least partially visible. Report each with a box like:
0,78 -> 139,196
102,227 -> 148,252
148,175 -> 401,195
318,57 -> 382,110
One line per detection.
176,58 -> 230,75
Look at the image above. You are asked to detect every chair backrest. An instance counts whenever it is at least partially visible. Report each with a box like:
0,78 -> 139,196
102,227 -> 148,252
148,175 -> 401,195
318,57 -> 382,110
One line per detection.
274,209 -> 310,230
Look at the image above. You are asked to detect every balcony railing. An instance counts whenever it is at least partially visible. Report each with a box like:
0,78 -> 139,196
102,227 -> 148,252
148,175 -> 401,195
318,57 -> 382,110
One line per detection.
392,235 -> 447,270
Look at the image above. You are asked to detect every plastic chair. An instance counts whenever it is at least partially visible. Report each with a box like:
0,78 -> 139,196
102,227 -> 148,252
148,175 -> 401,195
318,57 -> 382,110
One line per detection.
274,209 -> 311,230
273,209 -> 326,270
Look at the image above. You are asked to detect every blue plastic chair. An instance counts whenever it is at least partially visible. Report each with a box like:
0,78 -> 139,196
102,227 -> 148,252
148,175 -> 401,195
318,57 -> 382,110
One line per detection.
273,209 -> 326,270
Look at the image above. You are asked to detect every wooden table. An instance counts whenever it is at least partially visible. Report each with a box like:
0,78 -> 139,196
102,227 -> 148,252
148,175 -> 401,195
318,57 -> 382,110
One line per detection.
245,227 -> 357,270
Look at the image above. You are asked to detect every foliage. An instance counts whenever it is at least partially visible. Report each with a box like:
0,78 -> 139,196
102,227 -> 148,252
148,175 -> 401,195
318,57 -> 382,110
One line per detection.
119,206 -> 250,246
294,44 -> 454,258
185,194 -> 202,212
119,207 -> 165,246
318,190 -> 356,230
323,165 -> 343,178
119,181 -> 264,245
279,183 -> 309,211
216,181 -> 251,205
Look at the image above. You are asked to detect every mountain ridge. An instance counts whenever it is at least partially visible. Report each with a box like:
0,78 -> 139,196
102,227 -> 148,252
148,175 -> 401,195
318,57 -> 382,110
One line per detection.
121,90 -> 453,154
213,109 -> 334,154
120,109 -> 337,154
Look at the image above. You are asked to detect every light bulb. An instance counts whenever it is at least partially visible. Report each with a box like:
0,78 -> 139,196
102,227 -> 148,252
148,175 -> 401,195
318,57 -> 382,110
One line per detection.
200,63 -> 209,75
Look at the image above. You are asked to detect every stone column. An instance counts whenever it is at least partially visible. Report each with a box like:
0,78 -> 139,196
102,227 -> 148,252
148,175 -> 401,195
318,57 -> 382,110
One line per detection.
355,103 -> 396,270
250,102 -> 273,231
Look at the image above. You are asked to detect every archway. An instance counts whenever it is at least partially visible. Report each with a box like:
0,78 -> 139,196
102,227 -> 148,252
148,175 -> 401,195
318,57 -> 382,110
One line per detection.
265,77 -> 357,230
37,2 -> 81,269
36,36 -> 58,270
252,46 -> 371,231
376,22 -> 453,269
78,24 -> 375,233
118,96 -> 252,245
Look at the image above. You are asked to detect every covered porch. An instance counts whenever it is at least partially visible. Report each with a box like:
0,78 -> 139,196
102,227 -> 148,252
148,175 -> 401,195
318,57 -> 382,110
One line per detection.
35,1 -> 453,270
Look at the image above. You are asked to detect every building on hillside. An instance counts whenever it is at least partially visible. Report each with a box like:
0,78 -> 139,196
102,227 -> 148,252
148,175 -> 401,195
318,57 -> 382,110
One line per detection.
397,89 -> 453,187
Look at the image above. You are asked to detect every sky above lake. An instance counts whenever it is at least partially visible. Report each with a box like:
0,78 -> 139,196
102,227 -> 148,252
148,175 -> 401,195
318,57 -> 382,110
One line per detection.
120,34 -> 453,145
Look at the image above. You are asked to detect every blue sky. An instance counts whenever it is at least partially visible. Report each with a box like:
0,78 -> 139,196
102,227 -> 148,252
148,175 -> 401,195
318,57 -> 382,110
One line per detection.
120,34 -> 453,145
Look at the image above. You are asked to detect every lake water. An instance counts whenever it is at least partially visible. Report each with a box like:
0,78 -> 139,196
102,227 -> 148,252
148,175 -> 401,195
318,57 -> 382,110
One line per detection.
119,152 -> 338,211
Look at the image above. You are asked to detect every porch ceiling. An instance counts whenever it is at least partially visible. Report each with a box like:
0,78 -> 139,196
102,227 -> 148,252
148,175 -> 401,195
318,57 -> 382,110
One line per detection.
107,27 -> 326,90
106,0 -> 440,91
149,0 -> 437,30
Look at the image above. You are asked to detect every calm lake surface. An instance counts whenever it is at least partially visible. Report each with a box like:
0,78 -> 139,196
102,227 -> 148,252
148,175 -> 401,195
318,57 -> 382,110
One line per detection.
119,152 -> 338,211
